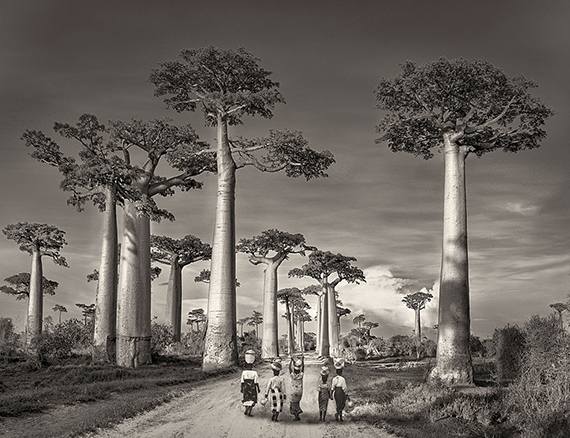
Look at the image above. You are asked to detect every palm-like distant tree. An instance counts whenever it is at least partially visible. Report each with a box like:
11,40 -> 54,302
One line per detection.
52,304 -> 67,323
247,311 -> 264,339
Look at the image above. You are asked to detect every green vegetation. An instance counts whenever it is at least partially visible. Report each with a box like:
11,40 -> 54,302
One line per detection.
347,313 -> 570,438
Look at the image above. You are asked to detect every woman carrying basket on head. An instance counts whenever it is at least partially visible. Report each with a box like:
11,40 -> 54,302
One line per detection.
264,359 -> 286,422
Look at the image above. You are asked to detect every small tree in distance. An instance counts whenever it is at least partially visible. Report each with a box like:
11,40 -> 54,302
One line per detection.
3,223 -> 68,346
52,304 -> 67,323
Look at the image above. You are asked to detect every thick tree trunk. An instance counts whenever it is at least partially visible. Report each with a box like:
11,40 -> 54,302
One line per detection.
415,308 -> 422,342
261,261 -> 280,359
429,135 -> 473,385
319,288 -> 330,357
297,319 -> 305,353
27,248 -> 43,347
93,186 -> 118,363
165,257 -> 182,342
203,117 -> 238,370
116,199 -> 152,368
327,285 -> 340,357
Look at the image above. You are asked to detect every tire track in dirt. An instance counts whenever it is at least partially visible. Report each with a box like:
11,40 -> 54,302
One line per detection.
86,355 -> 394,438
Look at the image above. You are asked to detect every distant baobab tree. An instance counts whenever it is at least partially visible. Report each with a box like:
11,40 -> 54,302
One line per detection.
289,250 -> 365,357
375,58 -> 554,385
237,229 -> 310,359
151,234 -> 211,342
151,46 -> 334,370
76,303 -> 96,325
247,310 -> 264,339
3,223 -> 68,346
402,291 -> 434,342
550,302 -> 568,330
1,273 -> 58,338
52,304 -> 67,323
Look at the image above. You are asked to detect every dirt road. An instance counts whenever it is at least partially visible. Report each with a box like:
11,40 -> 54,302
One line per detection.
86,355 -> 394,438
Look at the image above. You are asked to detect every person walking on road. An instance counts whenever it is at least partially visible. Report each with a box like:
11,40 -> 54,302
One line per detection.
289,355 -> 304,421
330,357 -> 349,422
264,359 -> 286,422
240,349 -> 260,417
317,366 -> 331,422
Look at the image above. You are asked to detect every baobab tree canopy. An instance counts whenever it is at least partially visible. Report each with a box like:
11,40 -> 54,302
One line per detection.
3,223 -> 68,267
402,291 -> 433,311
237,229 -> 307,260
1,273 -> 58,299
375,58 -> 554,159
150,46 -> 285,125
151,235 -> 212,266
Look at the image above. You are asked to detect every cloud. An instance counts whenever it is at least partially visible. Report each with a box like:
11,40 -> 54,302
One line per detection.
501,202 -> 539,216
338,265 -> 439,339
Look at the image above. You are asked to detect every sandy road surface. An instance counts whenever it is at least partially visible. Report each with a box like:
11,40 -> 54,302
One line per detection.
86,355 -> 394,438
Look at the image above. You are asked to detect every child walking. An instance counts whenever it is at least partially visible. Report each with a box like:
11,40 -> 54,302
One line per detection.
289,355 -> 304,421
317,366 -> 331,422
330,358 -> 349,422
264,359 -> 286,422
240,349 -> 260,417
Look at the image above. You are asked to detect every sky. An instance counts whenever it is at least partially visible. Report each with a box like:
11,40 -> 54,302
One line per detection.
0,0 -> 569,341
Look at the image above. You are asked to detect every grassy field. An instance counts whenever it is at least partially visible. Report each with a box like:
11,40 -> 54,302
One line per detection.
0,354 -> 236,437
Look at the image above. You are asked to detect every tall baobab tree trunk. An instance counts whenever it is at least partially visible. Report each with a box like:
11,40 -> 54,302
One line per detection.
327,285 -> 340,356
27,248 -> 43,347
297,319 -> 305,353
261,261 -> 279,359
429,135 -> 473,385
165,257 -> 182,342
319,289 -> 330,357
315,294 -> 322,354
116,199 -> 152,368
93,186 -> 118,363
285,300 -> 295,356
203,117 -> 238,370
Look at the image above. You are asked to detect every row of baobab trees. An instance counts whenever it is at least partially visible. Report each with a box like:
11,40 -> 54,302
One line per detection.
2,45 -> 553,386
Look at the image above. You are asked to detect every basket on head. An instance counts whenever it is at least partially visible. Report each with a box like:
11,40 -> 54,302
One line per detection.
320,366 -> 330,376
333,357 -> 345,370
244,349 -> 256,364
271,360 -> 282,372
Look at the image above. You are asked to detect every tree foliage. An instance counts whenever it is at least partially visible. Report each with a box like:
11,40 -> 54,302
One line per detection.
375,57 -> 554,159
3,223 -> 68,266
1,273 -> 58,299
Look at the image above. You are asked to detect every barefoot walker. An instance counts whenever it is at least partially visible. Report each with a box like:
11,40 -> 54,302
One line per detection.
264,359 -> 286,422
241,349 -> 260,417
318,366 -> 331,422
289,355 -> 305,421
331,357 -> 349,422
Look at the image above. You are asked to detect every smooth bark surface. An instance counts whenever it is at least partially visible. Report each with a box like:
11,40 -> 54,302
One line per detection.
318,289 -> 330,357
327,285 -> 340,357
164,257 -> 182,342
27,249 -> 43,346
261,261 -> 280,359
116,200 -> 152,368
429,135 -> 473,385
93,186 -> 118,363
203,119 -> 238,370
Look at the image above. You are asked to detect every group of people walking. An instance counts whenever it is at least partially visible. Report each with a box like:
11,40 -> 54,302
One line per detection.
240,351 -> 350,423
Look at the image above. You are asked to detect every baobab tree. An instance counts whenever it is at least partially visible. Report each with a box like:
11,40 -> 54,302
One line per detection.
151,234 -> 211,341
290,250 -> 365,357
237,229 -> 310,359
277,287 -> 303,355
247,310 -> 264,339
151,46 -> 335,370
187,308 -> 207,333
236,317 -> 250,337
375,58 -> 553,385
109,119 -> 213,368
76,303 -> 96,325
292,298 -> 311,353
22,115 -> 139,363
1,273 -> 58,338
52,304 -> 67,323
402,291 -> 434,344
3,223 -> 68,346
550,302 -> 568,330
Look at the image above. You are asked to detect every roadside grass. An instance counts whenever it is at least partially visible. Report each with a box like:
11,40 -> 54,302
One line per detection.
0,354 -> 237,436
346,360 -> 519,438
